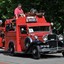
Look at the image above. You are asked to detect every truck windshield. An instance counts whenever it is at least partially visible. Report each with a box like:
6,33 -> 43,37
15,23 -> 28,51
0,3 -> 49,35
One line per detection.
29,26 -> 50,33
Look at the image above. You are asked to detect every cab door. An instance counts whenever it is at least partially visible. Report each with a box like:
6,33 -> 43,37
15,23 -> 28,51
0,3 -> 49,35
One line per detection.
20,26 -> 28,51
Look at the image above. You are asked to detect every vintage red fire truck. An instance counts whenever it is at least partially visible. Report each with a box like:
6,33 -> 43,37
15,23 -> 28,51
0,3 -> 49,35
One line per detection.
4,14 -> 64,59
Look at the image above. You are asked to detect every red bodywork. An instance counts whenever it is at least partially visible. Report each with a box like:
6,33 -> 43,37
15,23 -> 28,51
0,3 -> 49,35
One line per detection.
0,37 -> 3,47
5,16 -> 51,53
0,25 -> 5,48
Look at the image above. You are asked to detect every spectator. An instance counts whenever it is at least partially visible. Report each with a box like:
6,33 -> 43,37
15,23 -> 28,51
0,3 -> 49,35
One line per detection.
14,4 -> 24,19
30,8 -> 37,14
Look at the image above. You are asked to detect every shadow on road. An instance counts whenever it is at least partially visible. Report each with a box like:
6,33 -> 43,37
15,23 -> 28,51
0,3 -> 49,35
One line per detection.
12,53 -> 63,59
0,49 -> 63,59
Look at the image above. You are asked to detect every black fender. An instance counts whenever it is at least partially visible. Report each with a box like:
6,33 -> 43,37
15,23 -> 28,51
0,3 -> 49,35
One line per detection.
25,37 -> 33,43
25,40 -> 41,53
9,42 -> 14,47
8,42 -> 15,53
25,37 -> 33,48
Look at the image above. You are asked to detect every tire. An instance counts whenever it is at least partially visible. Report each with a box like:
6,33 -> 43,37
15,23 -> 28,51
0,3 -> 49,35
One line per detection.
32,46 -> 40,59
62,52 -> 64,57
8,43 -> 14,55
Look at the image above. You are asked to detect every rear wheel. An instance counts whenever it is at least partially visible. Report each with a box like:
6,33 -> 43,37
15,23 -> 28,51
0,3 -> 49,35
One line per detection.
32,46 -> 40,59
8,43 -> 14,55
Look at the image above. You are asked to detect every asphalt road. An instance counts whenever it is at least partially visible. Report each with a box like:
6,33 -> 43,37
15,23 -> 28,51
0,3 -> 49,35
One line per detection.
0,49 -> 64,64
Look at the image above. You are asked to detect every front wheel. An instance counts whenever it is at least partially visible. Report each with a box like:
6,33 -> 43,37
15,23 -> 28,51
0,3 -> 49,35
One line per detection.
32,46 -> 40,59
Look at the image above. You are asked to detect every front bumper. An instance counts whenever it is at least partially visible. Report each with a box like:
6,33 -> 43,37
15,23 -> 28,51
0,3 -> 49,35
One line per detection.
32,40 -> 64,53
40,47 -> 64,53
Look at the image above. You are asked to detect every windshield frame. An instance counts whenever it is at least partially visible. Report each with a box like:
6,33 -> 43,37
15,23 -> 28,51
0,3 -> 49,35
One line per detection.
28,26 -> 51,33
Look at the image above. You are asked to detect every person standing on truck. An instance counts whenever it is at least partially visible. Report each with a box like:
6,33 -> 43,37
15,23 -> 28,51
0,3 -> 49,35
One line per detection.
14,4 -> 24,19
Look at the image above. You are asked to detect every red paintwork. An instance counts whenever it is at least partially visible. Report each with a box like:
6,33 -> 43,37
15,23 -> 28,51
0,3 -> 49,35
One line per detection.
0,27 -> 5,31
0,26 -> 5,48
5,16 -> 51,52
0,37 -> 2,47
0,19 -> 14,48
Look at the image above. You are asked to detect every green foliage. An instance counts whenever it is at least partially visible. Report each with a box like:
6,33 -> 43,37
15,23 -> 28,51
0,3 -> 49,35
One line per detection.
0,0 -> 64,32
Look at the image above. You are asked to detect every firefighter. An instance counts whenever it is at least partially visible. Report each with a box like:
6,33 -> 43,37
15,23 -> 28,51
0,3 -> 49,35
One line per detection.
14,4 -> 25,19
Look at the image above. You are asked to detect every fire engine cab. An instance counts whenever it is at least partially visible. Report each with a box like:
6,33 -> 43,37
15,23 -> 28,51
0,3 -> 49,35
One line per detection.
4,14 -> 64,59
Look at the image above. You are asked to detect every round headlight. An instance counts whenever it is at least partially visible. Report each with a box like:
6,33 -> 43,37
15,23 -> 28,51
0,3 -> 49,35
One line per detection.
43,38 -> 47,41
34,36 -> 38,39
58,35 -> 63,40
43,35 -> 48,41
59,37 -> 63,40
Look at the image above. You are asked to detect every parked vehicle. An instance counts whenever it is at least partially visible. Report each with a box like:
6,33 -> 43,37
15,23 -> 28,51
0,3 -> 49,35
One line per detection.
4,14 -> 64,59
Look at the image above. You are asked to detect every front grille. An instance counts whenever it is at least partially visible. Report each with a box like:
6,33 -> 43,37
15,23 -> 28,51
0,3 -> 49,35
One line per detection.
47,34 -> 57,48
48,34 -> 57,40
48,41 -> 57,48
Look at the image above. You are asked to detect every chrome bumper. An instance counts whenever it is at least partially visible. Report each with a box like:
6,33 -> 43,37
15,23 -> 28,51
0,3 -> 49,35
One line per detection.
40,47 -> 64,53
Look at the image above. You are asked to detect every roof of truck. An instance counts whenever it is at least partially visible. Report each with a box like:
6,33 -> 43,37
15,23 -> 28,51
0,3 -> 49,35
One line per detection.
16,16 -> 51,26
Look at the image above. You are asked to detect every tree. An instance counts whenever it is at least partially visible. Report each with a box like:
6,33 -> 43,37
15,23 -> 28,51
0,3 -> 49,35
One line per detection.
0,0 -> 64,33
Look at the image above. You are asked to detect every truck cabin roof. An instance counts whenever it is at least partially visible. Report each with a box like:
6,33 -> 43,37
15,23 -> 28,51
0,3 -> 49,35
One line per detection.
5,14 -> 51,27
5,15 -> 51,32
16,16 -> 51,26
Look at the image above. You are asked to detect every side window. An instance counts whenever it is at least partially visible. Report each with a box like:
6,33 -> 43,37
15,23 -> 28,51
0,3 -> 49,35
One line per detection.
20,26 -> 27,34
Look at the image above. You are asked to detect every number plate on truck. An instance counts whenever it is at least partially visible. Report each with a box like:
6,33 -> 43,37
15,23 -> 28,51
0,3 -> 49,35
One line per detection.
40,45 -> 49,48
41,48 -> 50,52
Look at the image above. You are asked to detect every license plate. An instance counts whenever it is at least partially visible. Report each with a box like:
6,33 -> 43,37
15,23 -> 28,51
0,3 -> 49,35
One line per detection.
41,48 -> 50,51
40,45 -> 49,48
51,39 -> 55,40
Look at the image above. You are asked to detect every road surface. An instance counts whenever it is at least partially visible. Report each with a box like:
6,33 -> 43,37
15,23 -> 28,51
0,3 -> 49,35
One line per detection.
0,49 -> 64,64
